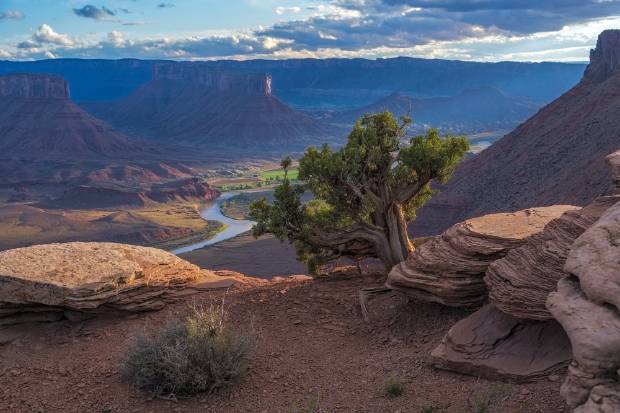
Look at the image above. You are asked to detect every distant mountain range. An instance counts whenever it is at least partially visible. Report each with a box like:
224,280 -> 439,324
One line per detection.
412,30 -> 620,236
85,63 -> 340,151
323,87 -> 539,134
0,58 -> 585,109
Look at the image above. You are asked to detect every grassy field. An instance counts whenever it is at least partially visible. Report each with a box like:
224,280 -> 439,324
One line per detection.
211,168 -> 300,192
260,168 -> 299,181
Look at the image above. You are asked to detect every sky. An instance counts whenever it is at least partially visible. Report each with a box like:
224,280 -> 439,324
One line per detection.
0,0 -> 619,62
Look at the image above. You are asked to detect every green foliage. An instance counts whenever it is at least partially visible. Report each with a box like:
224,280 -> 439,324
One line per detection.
464,384 -> 512,413
250,111 -> 469,270
121,304 -> 254,398
384,376 -> 404,398
290,394 -> 322,413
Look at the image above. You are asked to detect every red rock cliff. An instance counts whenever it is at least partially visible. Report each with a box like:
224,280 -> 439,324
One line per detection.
0,73 -> 69,99
153,63 -> 272,95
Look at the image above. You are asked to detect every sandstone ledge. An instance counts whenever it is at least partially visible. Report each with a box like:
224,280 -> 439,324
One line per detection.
0,242 -> 244,325
387,206 -> 574,307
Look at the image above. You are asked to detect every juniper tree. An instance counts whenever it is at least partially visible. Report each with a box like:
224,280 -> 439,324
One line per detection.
250,112 -> 469,272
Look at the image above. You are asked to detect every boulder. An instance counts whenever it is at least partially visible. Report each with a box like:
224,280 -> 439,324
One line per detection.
485,196 -> 618,320
431,304 -> 572,382
387,206 -> 574,307
548,200 -> 620,412
0,242 -> 239,325
607,150 -> 620,195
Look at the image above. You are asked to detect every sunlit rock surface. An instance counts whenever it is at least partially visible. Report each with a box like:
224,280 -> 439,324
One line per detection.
387,206 -> 574,307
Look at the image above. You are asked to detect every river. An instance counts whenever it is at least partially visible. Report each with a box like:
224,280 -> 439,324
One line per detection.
171,191 -> 256,255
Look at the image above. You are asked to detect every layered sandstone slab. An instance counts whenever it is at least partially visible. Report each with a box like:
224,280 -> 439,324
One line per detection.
485,196 -> 618,320
548,200 -> 620,412
431,304 -> 572,381
387,206 -> 574,307
0,242 -> 237,325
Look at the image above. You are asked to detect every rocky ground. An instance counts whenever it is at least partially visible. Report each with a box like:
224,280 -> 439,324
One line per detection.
0,269 -> 567,413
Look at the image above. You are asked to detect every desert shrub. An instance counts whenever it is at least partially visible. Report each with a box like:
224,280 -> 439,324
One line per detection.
464,384 -> 512,413
121,305 -> 254,398
384,376 -> 404,398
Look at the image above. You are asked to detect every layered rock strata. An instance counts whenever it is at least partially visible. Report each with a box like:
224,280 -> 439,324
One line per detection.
431,304 -> 572,381
0,73 -> 69,99
548,199 -> 620,412
485,196 -> 619,320
0,242 -> 239,325
386,206 -> 574,307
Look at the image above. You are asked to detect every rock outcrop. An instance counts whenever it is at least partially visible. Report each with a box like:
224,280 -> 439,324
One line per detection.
0,73 -> 69,99
154,62 -> 272,95
584,30 -> 620,84
386,206 -> 573,307
0,73 -> 158,160
548,199 -> 620,412
0,242 -> 239,325
87,64 -> 341,151
431,304 -> 572,382
413,29 -> 620,237
485,196 -> 619,320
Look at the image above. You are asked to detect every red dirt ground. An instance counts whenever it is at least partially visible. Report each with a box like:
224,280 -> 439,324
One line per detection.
0,270 -> 567,413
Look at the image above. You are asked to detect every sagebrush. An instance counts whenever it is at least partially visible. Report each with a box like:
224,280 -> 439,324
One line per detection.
121,304 -> 254,397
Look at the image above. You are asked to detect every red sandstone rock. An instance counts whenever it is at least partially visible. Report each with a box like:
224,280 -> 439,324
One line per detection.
386,206 -> 573,307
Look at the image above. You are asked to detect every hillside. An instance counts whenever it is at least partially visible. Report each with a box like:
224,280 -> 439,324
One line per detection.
327,87 -> 539,134
412,30 -> 620,236
87,63 -> 340,151
0,74 -> 156,160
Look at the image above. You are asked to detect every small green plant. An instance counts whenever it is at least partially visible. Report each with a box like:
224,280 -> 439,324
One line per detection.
384,376 -> 404,398
465,383 -> 512,413
291,393 -> 322,413
121,303 -> 254,398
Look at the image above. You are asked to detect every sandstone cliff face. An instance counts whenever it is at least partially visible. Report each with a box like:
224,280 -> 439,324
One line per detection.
584,30 -> 620,84
0,242 -> 241,325
154,63 -> 272,95
386,206 -> 573,307
413,29 -> 620,236
0,73 -> 68,99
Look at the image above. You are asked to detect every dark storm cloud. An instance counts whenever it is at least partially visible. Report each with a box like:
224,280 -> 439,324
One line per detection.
365,0 -> 620,33
73,5 -> 116,20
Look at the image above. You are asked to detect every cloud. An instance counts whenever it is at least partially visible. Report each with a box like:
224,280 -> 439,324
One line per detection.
73,5 -> 115,20
157,3 -> 175,8
353,0 -> 620,34
0,10 -> 24,20
17,24 -> 74,50
5,0 -> 620,61
275,6 -> 302,15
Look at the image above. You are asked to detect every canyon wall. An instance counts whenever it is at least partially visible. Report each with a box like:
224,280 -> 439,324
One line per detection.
0,73 -> 69,99
153,63 -> 272,95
